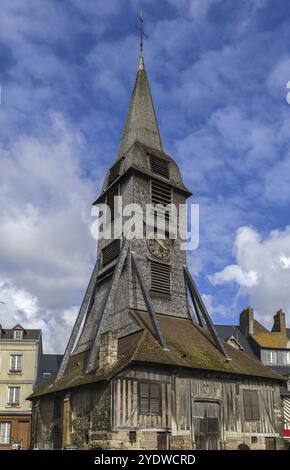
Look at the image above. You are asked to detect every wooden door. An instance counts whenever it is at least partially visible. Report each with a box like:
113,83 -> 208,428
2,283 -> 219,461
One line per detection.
15,420 -> 30,449
192,401 -> 221,450
157,432 -> 167,450
265,437 -> 276,450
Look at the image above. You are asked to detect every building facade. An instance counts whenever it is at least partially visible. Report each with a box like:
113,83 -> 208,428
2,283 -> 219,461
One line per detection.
216,307 -> 290,443
29,52 -> 285,450
0,324 -> 42,449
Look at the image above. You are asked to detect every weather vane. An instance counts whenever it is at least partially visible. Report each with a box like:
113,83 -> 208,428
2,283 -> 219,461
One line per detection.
137,9 -> 148,55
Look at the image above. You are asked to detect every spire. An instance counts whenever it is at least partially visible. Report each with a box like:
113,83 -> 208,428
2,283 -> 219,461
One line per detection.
116,55 -> 163,159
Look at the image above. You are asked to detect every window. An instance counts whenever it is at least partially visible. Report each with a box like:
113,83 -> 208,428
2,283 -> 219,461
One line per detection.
42,372 -> 51,380
0,422 -> 11,444
139,382 -> 161,415
285,351 -> 290,364
102,239 -> 120,267
9,355 -> 22,372
243,390 -> 260,421
287,380 -> 290,392
265,350 -> 277,364
150,261 -> 171,295
149,154 -> 170,179
8,387 -> 20,405
13,330 -> 23,340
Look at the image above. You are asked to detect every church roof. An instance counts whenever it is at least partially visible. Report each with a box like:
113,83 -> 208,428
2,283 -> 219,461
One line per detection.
29,311 -> 284,399
116,56 -> 163,160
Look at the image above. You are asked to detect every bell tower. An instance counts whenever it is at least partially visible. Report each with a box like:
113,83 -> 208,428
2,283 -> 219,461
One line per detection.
57,46 -> 230,380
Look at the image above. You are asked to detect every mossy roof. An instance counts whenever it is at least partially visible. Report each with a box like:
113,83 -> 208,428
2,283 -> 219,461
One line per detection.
29,311 -> 284,399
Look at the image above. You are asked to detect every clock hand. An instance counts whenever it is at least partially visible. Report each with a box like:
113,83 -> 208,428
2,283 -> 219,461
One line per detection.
153,234 -> 168,251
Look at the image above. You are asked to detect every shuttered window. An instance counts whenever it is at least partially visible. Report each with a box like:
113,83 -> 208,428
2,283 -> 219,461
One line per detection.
8,387 -> 20,405
102,239 -> 120,267
243,390 -> 260,421
139,382 -> 161,415
149,154 -> 169,179
108,160 -> 122,185
106,185 -> 119,222
151,261 -> 171,295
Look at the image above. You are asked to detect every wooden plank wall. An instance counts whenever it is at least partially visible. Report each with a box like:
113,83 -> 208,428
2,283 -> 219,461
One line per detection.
113,369 -> 171,430
112,368 -> 280,438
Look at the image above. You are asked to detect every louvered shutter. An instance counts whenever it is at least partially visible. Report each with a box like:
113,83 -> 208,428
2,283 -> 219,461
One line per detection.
139,383 -> 150,414
149,154 -> 169,179
106,185 -> 119,222
151,261 -> 171,295
243,390 -> 259,420
149,383 -> 161,414
102,239 -> 120,267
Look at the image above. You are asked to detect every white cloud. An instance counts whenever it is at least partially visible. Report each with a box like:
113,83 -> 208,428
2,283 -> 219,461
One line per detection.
0,113 -> 98,351
210,225 -> 290,326
210,265 -> 260,288
0,278 -> 78,353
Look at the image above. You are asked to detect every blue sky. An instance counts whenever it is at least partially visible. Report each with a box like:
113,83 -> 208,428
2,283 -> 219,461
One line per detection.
0,0 -> 290,352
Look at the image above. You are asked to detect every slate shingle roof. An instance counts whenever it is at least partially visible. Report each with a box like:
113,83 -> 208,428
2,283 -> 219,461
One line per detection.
0,325 -> 41,341
29,311 -> 284,399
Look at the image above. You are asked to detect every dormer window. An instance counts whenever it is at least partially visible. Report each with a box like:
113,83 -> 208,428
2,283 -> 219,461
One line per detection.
13,330 -> 23,340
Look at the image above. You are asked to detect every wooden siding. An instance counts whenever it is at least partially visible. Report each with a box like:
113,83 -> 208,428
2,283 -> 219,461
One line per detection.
113,378 -> 171,429
112,367 -> 281,441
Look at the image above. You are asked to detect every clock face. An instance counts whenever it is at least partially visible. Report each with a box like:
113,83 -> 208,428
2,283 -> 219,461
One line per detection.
147,233 -> 171,260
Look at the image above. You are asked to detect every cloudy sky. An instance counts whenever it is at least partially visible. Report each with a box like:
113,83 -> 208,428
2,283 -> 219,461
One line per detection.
0,0 -> 290,353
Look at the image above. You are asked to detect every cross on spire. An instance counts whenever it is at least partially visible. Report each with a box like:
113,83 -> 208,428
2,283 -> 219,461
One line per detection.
137,9 -> 148,56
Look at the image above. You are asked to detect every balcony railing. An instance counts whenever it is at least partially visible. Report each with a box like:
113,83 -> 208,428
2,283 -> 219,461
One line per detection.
9,369 -> 22,373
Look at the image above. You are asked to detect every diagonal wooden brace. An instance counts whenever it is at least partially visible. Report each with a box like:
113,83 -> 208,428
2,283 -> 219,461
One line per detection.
57,258 -> 100,380
184,265 -> 231,362
85,238 -> 129,374
131,253 -> 167,350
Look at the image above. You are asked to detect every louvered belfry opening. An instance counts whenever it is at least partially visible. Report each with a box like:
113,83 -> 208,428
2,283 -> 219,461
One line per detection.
102,239 -> 121,267
149,153 -> 169,179
106,185 -> 119,222
150,260 -> 171,295
151,179 -> 172,206
108,159 -> 122,185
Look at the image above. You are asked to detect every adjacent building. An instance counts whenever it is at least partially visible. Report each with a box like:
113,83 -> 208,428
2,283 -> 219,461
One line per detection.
0,324 -> 42,449
215,307 -> 290,443
29,51 -> 286,450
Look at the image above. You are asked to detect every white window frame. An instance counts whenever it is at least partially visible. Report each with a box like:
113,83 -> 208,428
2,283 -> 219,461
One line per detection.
42,372 -> 51,380
10,355 -> 22,372
0,422 -> 11,444
266,350 -> 277,364
7,386 -> 20,405
13,330 -> 23,340
285,351 -> 290,364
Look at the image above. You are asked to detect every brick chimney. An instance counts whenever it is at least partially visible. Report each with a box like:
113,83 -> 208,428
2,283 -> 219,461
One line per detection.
271,309 -> 286,335
239,306 -> 254,336
99,331 -> 118,371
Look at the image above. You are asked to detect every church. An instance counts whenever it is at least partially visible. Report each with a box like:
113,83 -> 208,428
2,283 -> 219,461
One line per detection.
29,49 -> 285,450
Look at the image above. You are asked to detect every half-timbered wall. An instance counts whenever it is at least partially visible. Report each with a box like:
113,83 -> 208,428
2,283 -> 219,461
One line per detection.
111,367 -> 283,449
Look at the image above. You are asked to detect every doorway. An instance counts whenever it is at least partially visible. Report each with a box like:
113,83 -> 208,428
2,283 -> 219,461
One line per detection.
192,401 -> 222,450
